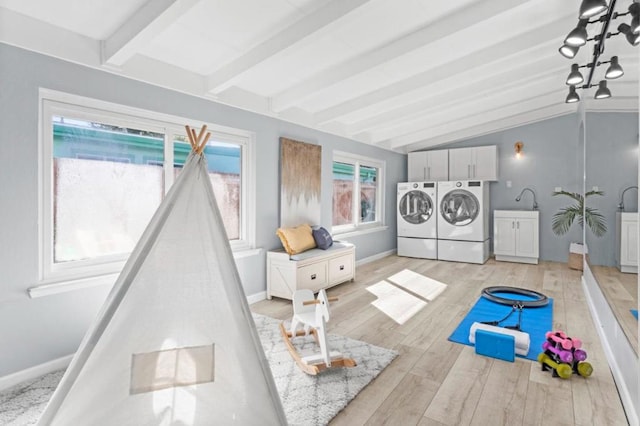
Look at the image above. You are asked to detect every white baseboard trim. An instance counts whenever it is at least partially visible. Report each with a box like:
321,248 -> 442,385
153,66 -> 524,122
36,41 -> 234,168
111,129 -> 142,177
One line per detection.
356,249 -> 396,267
247,291 -> 267,305
582,273 -> 639,426
0,354 -> 73,391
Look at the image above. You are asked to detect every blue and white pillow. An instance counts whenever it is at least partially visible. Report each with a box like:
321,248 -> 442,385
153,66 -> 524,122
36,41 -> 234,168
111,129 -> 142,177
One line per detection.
312,227 -> 333,250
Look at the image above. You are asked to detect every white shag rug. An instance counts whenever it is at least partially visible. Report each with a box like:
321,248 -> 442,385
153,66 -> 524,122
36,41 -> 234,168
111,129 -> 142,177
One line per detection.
0,313 -> 397,426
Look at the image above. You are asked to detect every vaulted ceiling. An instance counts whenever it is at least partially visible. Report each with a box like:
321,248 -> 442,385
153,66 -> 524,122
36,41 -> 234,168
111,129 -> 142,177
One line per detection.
1,0 -> 638,152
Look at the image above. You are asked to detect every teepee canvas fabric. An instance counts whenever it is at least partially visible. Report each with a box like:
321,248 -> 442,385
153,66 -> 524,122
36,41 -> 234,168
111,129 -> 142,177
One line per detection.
38,149 -> 286,425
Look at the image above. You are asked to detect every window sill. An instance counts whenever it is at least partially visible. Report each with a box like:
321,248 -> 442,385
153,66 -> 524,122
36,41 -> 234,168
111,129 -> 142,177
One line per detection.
29,273 -> 119,298
333,225 -> 388,240
29,248 -> 264,298
232,247 -> 263,259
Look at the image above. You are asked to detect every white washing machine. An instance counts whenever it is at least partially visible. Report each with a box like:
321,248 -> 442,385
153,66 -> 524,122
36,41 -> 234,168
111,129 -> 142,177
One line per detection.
397,181 -> 437,259
437,180 -> 490,264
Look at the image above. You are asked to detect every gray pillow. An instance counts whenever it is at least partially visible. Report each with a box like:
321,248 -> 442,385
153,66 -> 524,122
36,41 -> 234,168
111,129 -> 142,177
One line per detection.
312,227 -> 333,250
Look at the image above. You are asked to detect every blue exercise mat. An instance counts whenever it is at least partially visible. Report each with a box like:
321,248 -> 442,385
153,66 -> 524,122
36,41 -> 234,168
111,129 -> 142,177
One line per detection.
632,309 -> 638,320
448,291 -> 553,361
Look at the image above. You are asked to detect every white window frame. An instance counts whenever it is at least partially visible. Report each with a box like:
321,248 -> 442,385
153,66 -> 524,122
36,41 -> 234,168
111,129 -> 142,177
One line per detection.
36,89 -> 256,291
332,150 -> 386,237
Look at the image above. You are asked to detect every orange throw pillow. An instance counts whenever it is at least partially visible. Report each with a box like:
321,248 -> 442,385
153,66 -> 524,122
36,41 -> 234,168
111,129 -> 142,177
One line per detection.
276,224 -> 317,255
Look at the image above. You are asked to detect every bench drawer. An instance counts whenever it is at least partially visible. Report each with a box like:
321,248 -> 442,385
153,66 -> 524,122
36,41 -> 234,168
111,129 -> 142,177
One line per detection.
297,263 -> 328,291
329,254 -> 353,283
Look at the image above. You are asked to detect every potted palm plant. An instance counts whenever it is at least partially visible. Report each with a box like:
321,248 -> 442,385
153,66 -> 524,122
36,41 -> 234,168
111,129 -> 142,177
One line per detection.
552,189 -> 606,270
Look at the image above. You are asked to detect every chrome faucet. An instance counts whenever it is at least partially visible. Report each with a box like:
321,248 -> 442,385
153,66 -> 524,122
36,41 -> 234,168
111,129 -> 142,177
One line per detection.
618,186 -> 638,211
515,187 -> 538,210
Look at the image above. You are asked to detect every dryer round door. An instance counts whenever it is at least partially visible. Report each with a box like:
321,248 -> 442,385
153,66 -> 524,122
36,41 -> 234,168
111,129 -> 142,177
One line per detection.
440,189 -> 479,226
398,190 -> 434,225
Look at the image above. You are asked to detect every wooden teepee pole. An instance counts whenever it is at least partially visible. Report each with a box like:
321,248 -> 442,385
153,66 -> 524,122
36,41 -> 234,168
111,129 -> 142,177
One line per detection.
184,125 -> 211,155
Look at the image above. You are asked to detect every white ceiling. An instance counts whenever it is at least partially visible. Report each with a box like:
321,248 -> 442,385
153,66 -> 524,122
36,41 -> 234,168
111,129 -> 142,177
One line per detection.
1,0 -> 638,152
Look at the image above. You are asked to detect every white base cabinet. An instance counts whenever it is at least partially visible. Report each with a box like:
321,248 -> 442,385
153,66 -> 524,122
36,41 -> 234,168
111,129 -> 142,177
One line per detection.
267,243 -> 355,300
616,212 -> 638,273
494,210 -> 539,264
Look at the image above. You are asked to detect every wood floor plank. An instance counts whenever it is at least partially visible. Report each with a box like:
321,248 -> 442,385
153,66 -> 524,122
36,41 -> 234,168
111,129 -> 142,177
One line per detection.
572,373 -> 628,426
422,347 -> 493,425
366,374 -> 440,425
469,358 -> 530,426
522,380 -> 575,426
418,417 -> 449,426
411,338 -> 464,384
400,302 -> 466,350
250,255 -> 631,426
542,268 -> 565,294
331,343 -> 424,425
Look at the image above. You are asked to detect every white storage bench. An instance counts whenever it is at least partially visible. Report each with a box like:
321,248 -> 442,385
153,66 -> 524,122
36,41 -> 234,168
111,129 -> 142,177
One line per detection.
267,242 -> 355,300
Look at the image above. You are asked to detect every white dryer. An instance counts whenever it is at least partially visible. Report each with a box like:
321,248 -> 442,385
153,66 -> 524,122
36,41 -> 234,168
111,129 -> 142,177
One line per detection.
397,181 -> 437,259
437,180 -> 490,264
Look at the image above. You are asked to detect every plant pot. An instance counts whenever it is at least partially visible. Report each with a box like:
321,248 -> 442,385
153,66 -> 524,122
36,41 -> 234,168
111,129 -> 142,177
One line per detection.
568,242 -> 588,271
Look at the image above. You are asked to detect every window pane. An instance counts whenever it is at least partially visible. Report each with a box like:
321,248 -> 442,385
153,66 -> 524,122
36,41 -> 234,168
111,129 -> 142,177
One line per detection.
53,118 -> 164,263
360,165 -> 377,223
173,136 -> 241,240
332,161 -> 354,226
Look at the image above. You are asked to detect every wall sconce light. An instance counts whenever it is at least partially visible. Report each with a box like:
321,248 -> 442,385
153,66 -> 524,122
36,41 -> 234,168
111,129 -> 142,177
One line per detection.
514,141 -> 524,159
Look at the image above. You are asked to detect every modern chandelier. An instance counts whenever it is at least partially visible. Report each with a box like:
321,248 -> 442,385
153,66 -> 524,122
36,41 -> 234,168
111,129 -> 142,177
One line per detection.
560,0 -> 640,103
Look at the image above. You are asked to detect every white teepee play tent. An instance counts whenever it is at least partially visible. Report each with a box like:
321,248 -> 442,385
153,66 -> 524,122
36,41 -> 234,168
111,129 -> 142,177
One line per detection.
38,125 -> 287,425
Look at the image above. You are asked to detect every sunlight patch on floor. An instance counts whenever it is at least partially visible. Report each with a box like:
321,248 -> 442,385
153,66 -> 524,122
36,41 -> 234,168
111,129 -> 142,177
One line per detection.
387,269 -> 447,301
366,281 -> 427,324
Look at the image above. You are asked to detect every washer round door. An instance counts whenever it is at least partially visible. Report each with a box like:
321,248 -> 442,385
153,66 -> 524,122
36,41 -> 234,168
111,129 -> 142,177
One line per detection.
440,189 -> 479,226
398,190 -> 434,224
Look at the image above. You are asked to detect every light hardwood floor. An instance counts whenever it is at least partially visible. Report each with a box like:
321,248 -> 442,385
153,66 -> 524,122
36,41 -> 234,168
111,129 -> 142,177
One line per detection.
591,265 -> 638,355
251,256 -> 629,426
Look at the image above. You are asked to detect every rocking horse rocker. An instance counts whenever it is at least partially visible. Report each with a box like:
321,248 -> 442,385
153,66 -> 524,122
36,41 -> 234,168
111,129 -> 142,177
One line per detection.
279,289 -> 357,375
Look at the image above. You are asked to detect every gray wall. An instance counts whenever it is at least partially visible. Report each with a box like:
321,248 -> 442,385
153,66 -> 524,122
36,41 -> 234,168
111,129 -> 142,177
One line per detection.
585,111 -> 639,267
0,43 -> 405,376
430,111 -> 638,266
442,114 -> 583,263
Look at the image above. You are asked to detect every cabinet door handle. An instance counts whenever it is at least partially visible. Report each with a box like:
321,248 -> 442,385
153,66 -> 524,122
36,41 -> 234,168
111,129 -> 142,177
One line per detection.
339,265 -> 345,271
423,167 -> 427,180
512,221 -> 515,229
311,274 -> 316,280
517,221 -> 520,229
467,165 -> 471,178
473,164 -> 476,177
427,166 -> 431,180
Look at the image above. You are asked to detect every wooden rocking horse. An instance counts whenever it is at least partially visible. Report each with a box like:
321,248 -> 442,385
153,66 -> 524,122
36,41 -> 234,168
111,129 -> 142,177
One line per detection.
279,289 -> 357,375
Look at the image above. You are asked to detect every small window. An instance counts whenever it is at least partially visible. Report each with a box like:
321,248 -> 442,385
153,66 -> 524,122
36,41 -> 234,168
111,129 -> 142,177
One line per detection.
52,117 -> 164,264
332,151 -> 385,235
39,92 -> 255,287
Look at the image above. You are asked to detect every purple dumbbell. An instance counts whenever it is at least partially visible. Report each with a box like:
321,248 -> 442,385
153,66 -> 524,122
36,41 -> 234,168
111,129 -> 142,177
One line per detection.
573,349 -> 587,362
543,341 -> 573,363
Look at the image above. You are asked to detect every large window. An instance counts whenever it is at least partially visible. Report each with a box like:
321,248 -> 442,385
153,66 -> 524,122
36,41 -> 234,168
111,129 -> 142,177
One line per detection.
332,151 -> 385,234
39,92 -> 254,286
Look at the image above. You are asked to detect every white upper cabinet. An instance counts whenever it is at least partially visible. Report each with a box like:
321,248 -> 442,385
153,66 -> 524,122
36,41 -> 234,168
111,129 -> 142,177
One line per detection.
407,150 -> 448,181
448,146 -> 498,181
